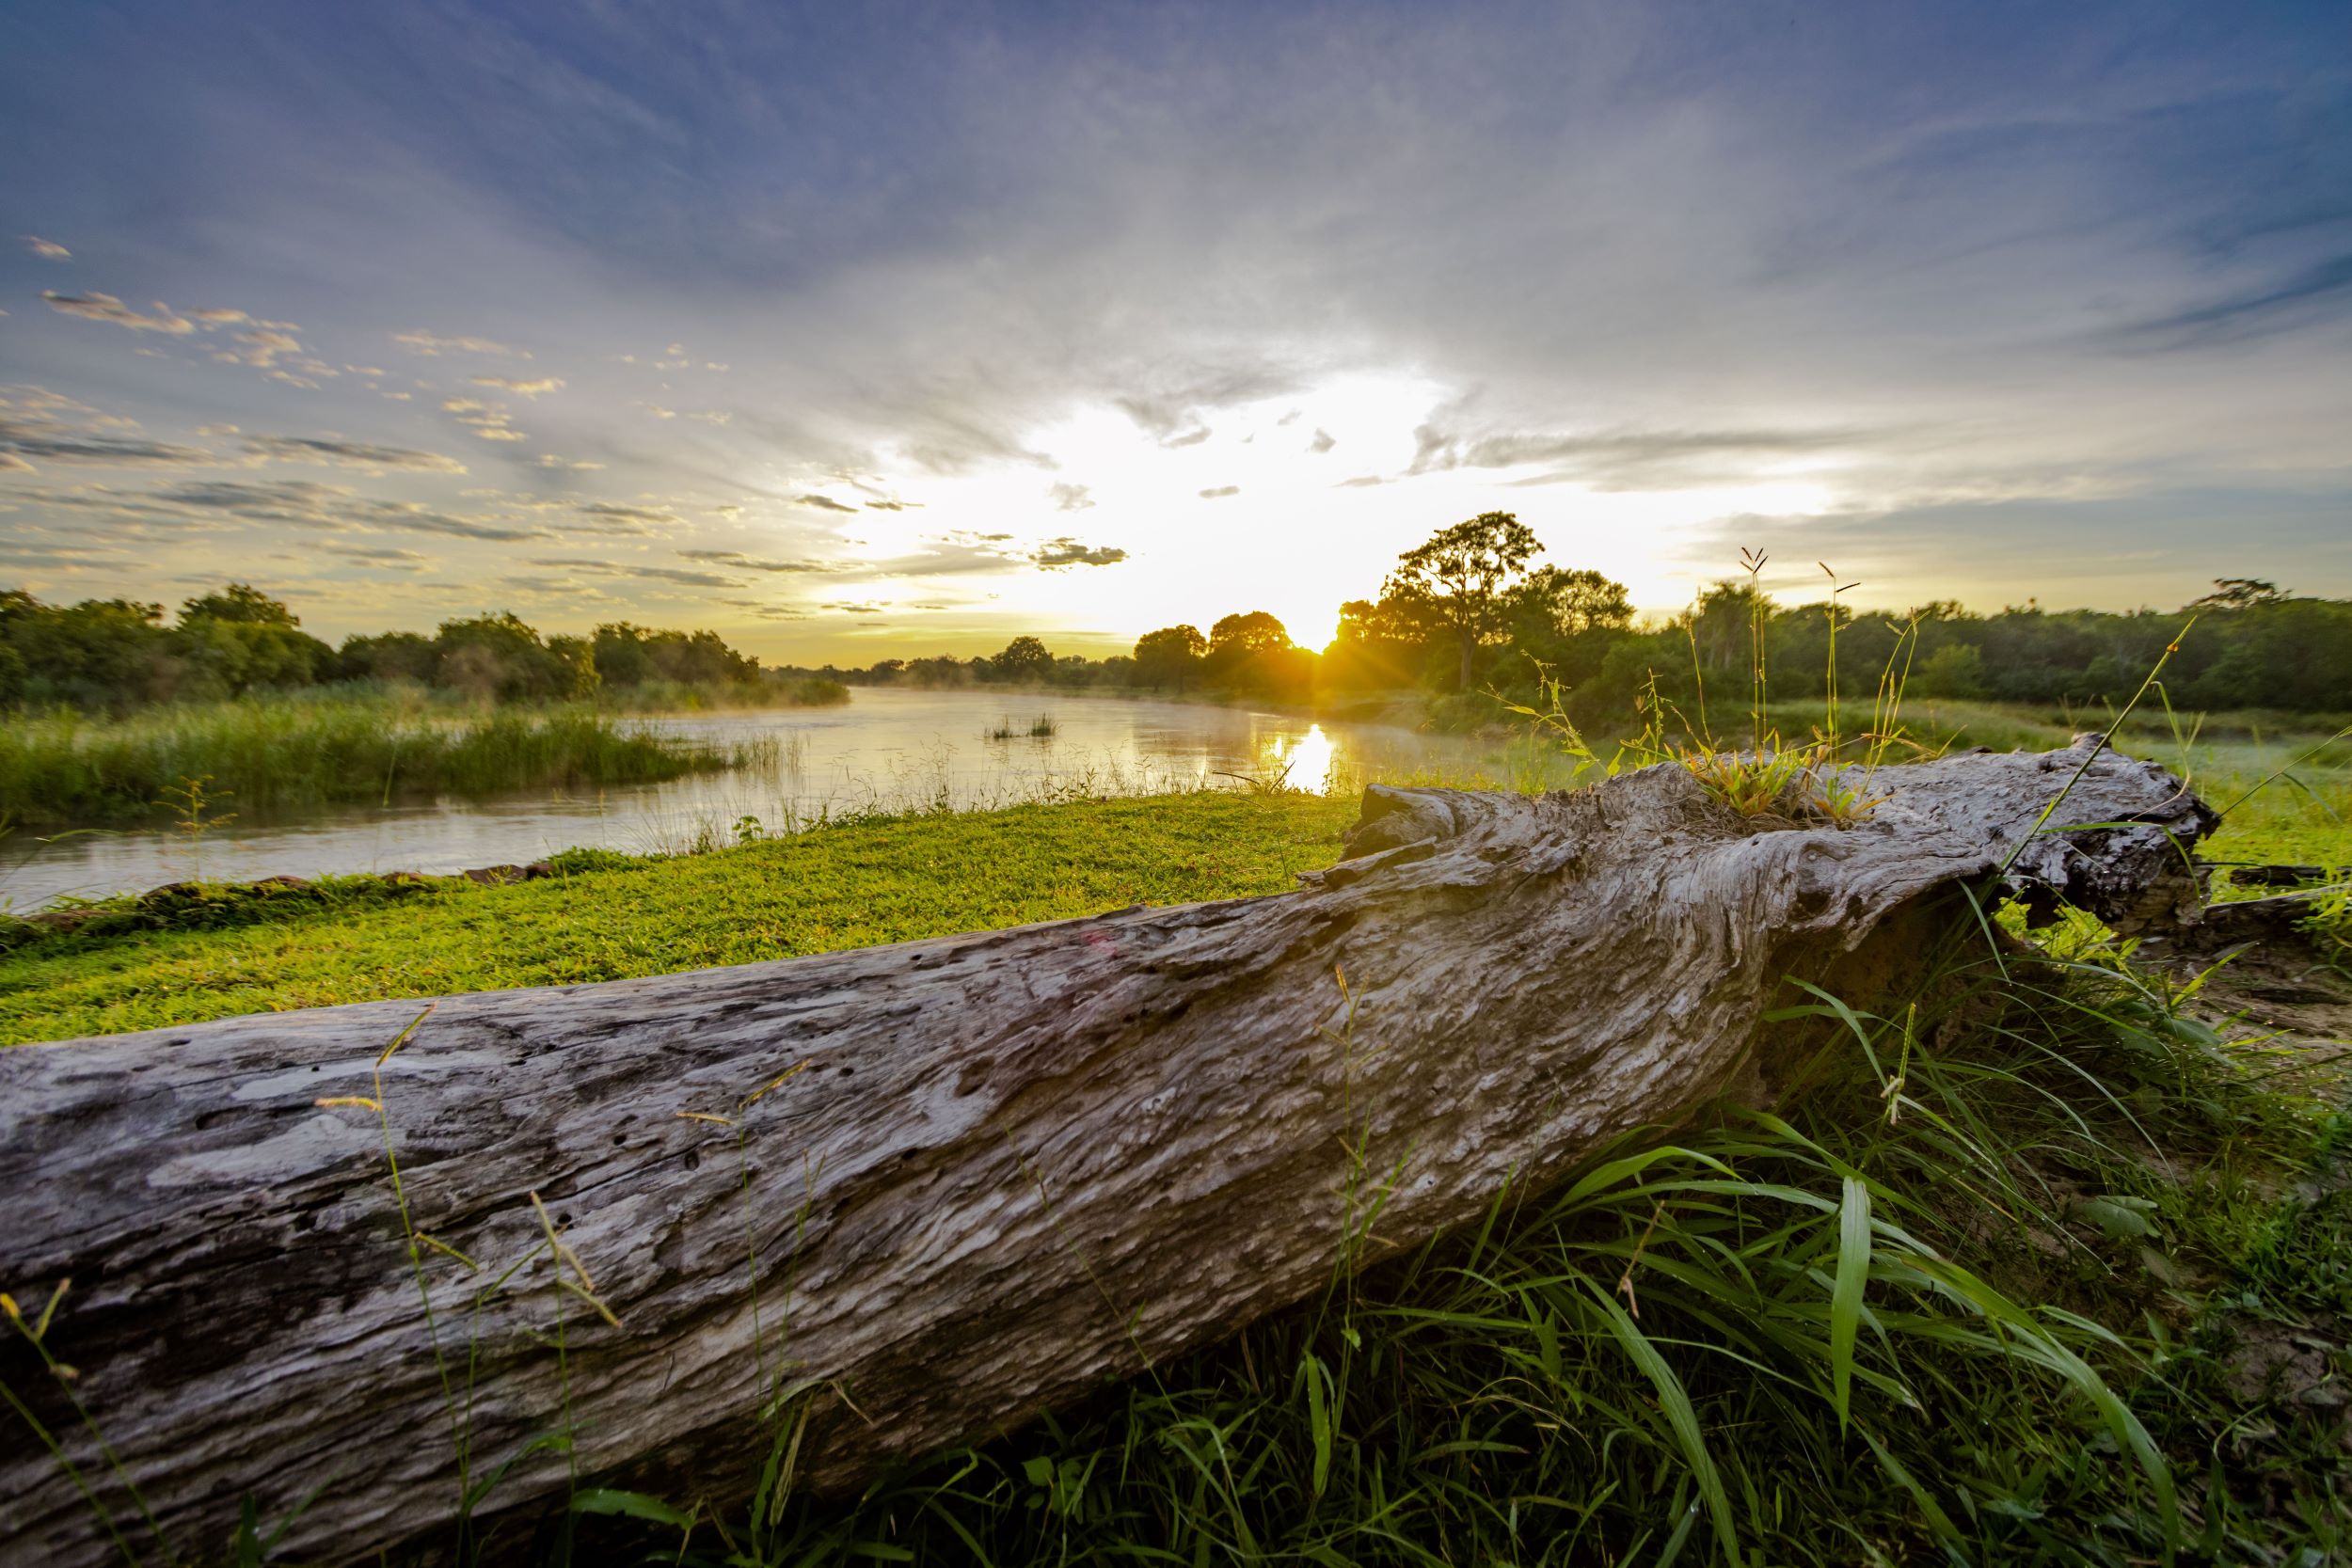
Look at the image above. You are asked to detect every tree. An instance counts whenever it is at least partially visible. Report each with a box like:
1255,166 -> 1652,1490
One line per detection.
179,583 -> 299,627
988,635 -> 1054,684
1387,513 -> 1544,689
433,612 -> 586,702
1134,625 -> 1207,692
2192,578 -> 2290,610
1202,613 -> 1309,699
1507,566 -> 1631,641
174,584 -> 331,694
1207,611 -> 1293,657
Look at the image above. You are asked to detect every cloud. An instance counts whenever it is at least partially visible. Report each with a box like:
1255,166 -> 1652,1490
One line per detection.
321,545 -> 434,571
471,375 -> 565,396
536,453 -> 605,470
861,533 -> 1027,578
1336,475 -> 1385,488
1049,482 -> 1094,512
680,548 -> 834,573
639,402 -> 676,419
1198,484 -> 1239,499
240,435 -> 467,472
440,397 -> 527,441
395,329 -> 529,357
40,291 -> 194,334
719,598 -> 811,621
0,541 -> 125,568
135,478 -> 550,540
0,387 -> 218,467
2112,252 -> 2352,349
797,493 -> 857,512
205,323 -> 317,374
23,236 -> 70,261
1031,538 -> 1129,568
529,557 -> 741,588
820,601 -> 885,614
1115,368 -> 1297,447
1309,428 -> 1335,453
1407,423 -> 1882,490
571,501 -> 680,531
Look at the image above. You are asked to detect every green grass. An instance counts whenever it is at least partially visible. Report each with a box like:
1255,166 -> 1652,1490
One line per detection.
11,784 -> 2352,1563
546,922 -> 2347,1568
0,791 -> 1358,1045
0,694 -> 775,827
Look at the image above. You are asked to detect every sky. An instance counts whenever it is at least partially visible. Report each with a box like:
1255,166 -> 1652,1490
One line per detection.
1,1 -> 2346,662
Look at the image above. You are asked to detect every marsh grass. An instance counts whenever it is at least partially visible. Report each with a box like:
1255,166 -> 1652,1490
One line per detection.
984,715 -> 1061,741
0,695 -> 771,826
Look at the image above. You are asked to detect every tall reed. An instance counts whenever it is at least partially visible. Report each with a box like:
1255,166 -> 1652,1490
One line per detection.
0,696 -> 765,825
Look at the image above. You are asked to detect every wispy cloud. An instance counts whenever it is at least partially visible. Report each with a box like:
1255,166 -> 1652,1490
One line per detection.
40,292 -> 194,334
239,435 -> 468,473
1032,538 -> 1128,568
394,329 -> 530,358
529,557 -> 741,588
2112,252 -> 2352,349
440,397 -> 526,442
471,375 -> 565,396
0,387 -> 216,467
680,548 -> 834,573
22,236 -> 71,261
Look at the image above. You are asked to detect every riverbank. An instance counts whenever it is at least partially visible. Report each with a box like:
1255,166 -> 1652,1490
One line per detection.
0,789 -> 1356,1044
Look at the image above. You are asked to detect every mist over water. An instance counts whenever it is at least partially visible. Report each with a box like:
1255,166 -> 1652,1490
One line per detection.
1,689 -> 1477,910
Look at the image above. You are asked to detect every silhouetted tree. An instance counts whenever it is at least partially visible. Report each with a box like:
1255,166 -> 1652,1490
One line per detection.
1388,512 -> 1544,689
2192,578 -> 2289,610
1133,626 -> 1207,692
988,635 -> 1055,683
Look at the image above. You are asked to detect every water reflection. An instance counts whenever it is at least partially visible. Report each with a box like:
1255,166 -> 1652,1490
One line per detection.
3,690 -> 1487,910
1266,723 -> 1338,792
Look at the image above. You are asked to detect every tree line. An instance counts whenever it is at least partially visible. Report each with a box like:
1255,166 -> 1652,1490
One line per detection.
0,584 -> 795,709
820,513 -> 2352,721
10,519 -> 2345,720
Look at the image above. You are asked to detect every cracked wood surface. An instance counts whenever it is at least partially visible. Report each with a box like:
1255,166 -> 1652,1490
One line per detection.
0,743 -> 2213,1564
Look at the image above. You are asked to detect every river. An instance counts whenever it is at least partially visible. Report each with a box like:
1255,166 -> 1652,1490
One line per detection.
3,689 -> 1493,911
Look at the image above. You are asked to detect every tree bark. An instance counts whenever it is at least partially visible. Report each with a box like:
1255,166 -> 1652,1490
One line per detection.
0,743 -> 2213,1565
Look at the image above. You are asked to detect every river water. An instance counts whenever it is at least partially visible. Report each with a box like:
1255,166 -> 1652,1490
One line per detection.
4,689 -> 1492,911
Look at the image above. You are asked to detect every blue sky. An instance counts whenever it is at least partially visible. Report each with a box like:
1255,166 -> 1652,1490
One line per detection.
2,1 -> 2346,657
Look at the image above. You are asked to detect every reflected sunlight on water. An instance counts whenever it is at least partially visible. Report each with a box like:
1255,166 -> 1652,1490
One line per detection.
1265,723 -> 1338,792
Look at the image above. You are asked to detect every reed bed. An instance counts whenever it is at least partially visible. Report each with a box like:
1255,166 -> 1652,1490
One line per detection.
0,696 -> 771,826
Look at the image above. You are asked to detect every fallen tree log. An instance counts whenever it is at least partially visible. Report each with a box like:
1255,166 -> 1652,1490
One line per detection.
0,743 -> 2214,1564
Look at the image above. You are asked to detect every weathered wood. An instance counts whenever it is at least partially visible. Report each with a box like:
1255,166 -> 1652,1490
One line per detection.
0,744 -> 2213,1564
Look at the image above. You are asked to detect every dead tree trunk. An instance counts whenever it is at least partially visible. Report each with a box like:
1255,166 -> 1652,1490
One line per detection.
0,744 -> 2213,1564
